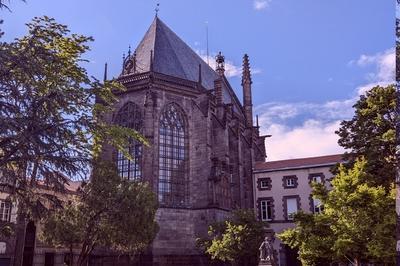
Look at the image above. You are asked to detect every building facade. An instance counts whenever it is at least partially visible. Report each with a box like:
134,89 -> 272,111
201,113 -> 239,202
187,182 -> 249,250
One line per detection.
0,180 -> 82,266
0,190 -> 18,266
100,16 -> 267,265
254,154 -> 343,266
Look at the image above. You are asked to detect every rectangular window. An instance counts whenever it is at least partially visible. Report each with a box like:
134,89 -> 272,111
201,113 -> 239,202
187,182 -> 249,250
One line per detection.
0,200 -> 11,222
286,198 -> 298,220
312,176 -> 322,183
260,180 -> 269,188
313,198 -> 324,214
286,178 -> 295,187
260,200 -> 273,221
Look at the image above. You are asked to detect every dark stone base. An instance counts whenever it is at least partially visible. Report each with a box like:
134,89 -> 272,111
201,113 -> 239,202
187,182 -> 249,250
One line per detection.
88,254 -> 228,266
258,260 -> 276,266
153,255 -> 226,266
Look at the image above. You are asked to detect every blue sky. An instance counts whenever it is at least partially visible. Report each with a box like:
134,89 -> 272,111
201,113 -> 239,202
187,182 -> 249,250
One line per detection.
2,0 -> 395,160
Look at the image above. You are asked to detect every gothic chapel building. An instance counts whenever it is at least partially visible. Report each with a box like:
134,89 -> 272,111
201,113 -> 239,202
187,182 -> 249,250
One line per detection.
104,16 -> 267,265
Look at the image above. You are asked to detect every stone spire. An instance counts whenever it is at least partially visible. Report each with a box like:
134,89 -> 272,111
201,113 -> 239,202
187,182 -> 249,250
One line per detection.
241,54 -> 253,128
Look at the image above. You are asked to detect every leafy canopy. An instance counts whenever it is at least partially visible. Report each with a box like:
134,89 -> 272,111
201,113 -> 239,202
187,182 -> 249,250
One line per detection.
40,161 -> 159,265
0,16 -> 145,213
280,85 -> 397,265
198,209 -> 267,265
336,85 -> 396,188
279,158 -> 396,266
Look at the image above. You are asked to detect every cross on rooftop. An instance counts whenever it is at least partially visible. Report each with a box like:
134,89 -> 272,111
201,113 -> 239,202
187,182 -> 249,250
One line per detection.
155,3 -> 160,17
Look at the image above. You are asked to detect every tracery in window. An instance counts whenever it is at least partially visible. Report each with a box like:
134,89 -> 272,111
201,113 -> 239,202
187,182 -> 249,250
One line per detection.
114,102 -> 143,180
158,103 -> 188,207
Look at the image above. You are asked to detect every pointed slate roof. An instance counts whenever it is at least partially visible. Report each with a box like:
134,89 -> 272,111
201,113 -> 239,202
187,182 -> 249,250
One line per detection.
133,17 -> 218,90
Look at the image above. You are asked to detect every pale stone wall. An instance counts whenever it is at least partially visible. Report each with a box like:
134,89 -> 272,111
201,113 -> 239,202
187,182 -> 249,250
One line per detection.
254,163 -> 337,266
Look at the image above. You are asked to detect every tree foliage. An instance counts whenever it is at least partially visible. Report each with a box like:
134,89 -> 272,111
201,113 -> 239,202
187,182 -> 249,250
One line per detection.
0,16 -> 145,214
280,85 -> 397,265
198,209 -> 267,266
336,85 -> 396,188
40,161 -> 159,266
279,158 -> 396,266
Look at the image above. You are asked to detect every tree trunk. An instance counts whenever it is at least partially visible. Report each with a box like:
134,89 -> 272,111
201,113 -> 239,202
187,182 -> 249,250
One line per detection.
12,212 -> 26,266
77,255 -> 87,266
77,243 -> 95,266
69,245 -> 74,266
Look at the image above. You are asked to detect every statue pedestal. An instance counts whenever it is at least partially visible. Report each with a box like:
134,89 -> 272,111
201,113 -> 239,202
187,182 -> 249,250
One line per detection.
258,260 -> 276,266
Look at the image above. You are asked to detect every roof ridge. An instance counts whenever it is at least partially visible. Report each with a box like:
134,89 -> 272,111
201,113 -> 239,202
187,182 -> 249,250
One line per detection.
263,154 -> 344,163
131,16 -> 219,90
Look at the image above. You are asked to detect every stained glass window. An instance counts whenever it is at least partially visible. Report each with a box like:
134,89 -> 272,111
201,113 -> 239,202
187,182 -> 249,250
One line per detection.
114,102 -> 143,180
158,104 -> 188,207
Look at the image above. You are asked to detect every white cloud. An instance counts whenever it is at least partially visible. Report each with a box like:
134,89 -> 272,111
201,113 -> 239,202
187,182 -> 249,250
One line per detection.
352,48 -> 395,94
255,48 -> 394,161
196,51 -> 261,78
255,99 -> 354,126
263,120 -> 345,161
255,100 -> 352,161
204,54 -> 241,77
253,0 -> 271,10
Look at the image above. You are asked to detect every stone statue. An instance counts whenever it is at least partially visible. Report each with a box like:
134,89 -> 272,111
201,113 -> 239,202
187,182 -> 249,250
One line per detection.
259,236 -> 275,264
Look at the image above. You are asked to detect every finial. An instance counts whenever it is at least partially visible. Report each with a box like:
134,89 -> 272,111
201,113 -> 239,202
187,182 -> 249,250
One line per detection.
256,115 -> 259,127
103,62 -> 108,82
155,3 -> 160,17
128,45 -> 131,58
122,53 -> 126,71
215,51 -> 225,76
242,53 -> 252,85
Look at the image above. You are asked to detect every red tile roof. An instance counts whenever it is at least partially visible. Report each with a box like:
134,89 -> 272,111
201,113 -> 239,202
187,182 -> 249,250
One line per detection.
255,154 -> 344,172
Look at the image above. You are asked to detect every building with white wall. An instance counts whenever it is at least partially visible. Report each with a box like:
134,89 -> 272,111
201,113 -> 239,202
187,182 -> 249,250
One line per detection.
254,154 -> 343,266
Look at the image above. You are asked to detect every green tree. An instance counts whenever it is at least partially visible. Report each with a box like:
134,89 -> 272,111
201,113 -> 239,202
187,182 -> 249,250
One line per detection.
279,158 -> 396,266
0,17 -> 151,265
336,85 -> 396,189
40,161 -> 159,266
279,85 -> 397,265
0,16 -> 145,213
198,209 -> 267,266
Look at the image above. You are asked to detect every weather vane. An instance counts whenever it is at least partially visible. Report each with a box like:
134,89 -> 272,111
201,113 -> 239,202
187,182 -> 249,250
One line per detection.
155,3 -> 160,17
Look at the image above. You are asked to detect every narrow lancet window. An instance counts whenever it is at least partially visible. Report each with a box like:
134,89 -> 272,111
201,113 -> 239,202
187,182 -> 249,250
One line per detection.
115,102 -> 143,180
158,103 -> 188,207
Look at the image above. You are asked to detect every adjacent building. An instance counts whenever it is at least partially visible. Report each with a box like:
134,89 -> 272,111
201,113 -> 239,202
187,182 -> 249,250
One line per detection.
253,154 -> 343,266
0,180 -> 81,266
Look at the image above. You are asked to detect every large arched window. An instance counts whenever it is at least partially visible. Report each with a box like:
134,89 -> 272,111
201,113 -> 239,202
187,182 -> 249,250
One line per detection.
158,103 -> 188,207
114,102 -> 143,180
